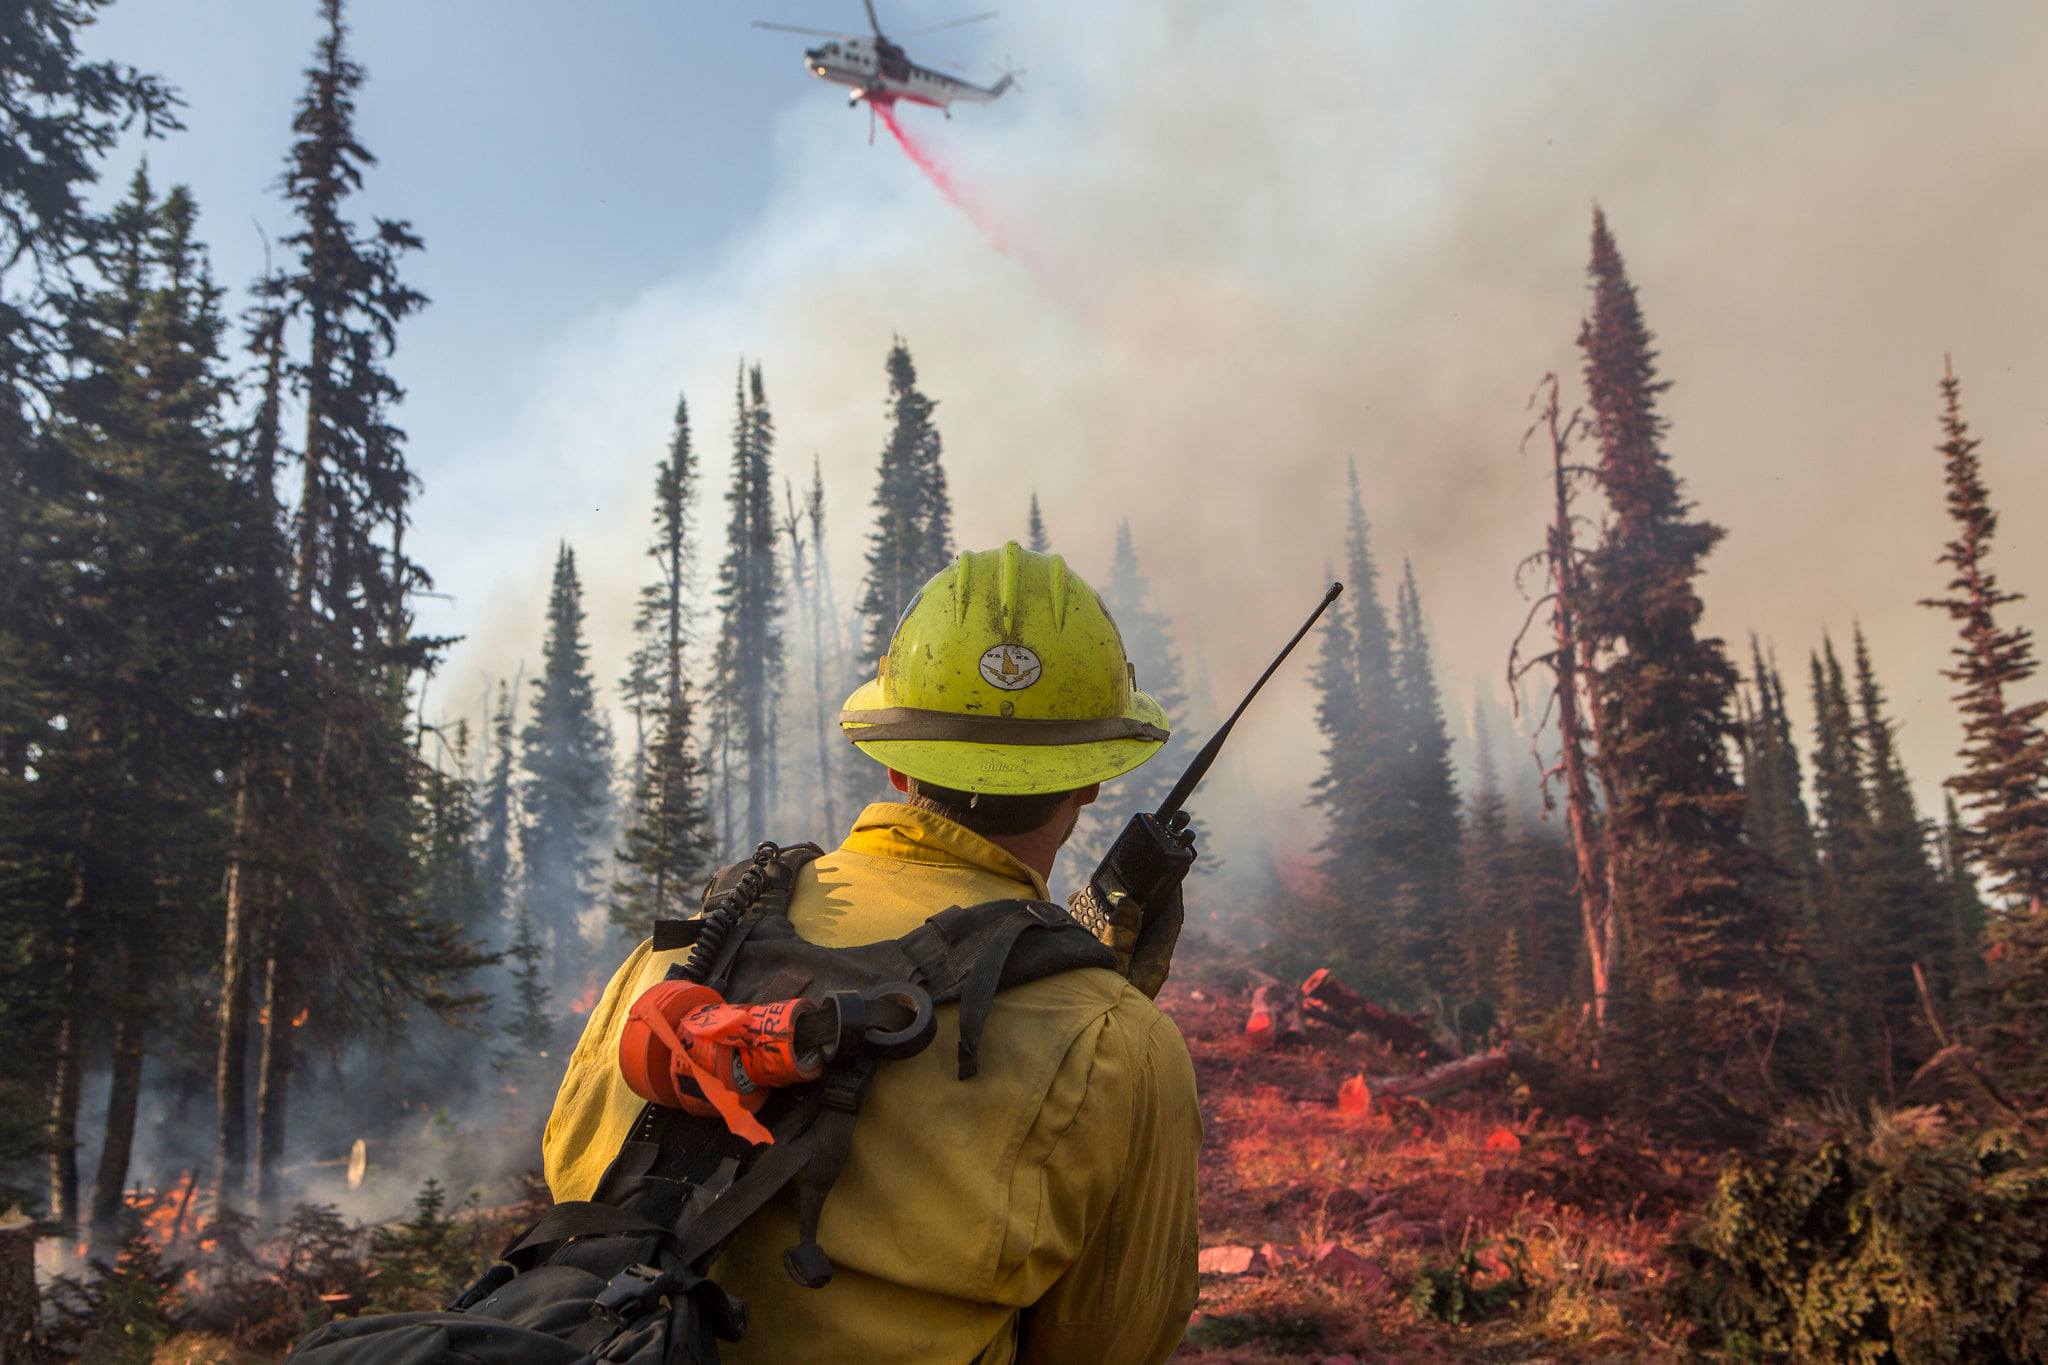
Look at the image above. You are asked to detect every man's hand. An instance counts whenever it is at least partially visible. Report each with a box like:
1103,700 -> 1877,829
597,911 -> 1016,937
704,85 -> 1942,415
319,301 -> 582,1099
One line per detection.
1069,881 -> 1184,1000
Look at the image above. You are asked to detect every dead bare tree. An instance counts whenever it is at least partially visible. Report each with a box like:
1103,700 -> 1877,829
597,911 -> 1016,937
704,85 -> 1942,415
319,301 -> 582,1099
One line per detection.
1509,374 -> 1616,1037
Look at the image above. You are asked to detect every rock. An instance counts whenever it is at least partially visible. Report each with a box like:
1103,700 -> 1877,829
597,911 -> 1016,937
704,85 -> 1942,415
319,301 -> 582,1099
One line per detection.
1197,1244 -> 1264,1276
1311,1243 -> 1393,1294
1258,1241 -> 1307,1269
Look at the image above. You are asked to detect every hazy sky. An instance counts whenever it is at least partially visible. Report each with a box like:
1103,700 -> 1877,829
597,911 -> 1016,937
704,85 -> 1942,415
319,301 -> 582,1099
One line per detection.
81,1 -> 2048,870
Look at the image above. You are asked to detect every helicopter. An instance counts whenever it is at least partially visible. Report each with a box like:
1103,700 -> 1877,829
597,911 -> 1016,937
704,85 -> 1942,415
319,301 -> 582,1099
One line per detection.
754,1 -> 1014,140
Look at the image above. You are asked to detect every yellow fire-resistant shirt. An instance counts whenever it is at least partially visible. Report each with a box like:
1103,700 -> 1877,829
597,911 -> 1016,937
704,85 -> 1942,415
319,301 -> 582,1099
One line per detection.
544,802 -> 1201,1364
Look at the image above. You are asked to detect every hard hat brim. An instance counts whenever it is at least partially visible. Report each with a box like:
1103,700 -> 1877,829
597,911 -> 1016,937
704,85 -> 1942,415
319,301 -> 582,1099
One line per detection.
840,676 -> 1169,796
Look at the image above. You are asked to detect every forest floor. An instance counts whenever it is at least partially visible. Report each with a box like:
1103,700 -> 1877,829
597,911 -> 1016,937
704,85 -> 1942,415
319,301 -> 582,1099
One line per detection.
117,958 -> 1721,1363
1160,957 -> 1715,1363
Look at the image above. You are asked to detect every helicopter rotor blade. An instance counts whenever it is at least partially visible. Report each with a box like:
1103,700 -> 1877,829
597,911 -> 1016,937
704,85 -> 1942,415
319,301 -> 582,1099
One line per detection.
863,0 -> 883,37
897,10 -> 999,37
751,20 -> 862,38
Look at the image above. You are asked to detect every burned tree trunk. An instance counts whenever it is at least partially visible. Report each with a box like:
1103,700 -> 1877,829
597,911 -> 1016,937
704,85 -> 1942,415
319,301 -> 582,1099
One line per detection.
1299,969 -> 1452,1061
215,784 -> 258,1214
86,999 -> 146,1258
1374,1043 -> 1528,1101
253,951 -> 297,1225
45,937 -> 84,1240
1511,375 -> 1614,1034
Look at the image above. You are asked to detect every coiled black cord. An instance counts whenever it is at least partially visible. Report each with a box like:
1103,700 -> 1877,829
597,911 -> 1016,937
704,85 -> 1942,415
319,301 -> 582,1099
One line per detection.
680,841 -> 781,983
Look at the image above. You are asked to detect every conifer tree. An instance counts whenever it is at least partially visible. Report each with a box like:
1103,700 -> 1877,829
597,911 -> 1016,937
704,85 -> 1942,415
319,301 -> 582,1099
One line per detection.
14,172 -> 244,1244
1509,375 -> 1614,1032
613,391 -> 715,935
1849,625 -> 1949,1064
1027,491 -> 1049,553
712,363 -> 785,841
801,455 -> 846,835
1938,795 -> 1987,1010
1304,559 -> 1374,980
520,544 -> 613,993
0,0 -> 179,1186
1809,641 -> 1869,901
1739,639 -> 1818,889
1086,522 -> 1197,826
1918,360 -> 2048,1099
477,679 -> 518,924
225,0 -> 489,1220
1575,208 -> 1786,1117
1457,701 -> 1518,1008
502,899 -> 554,1057
1390,560 -> 1462,994
856,337 -> 953,666
1308,462 -> 1409,986
1919,360 -> 2048,905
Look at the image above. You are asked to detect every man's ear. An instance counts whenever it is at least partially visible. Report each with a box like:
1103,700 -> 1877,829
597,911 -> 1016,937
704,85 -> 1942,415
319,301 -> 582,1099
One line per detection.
1075,783 -> 1101,809
887,768 -> 911,795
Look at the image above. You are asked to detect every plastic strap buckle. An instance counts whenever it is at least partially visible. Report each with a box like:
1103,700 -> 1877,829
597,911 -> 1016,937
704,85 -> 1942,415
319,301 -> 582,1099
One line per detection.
590,1262 -> 676,1327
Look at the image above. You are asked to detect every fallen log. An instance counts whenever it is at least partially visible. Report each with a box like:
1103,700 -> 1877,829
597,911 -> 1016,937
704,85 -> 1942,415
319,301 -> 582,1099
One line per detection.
1371,1043 -> 1526,1102
1299,968 -> 1453,1062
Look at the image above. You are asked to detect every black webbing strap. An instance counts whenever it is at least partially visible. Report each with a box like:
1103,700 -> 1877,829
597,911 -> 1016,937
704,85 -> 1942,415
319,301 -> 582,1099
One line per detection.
671,1096 -> 828,1271
784,1057 -> 876,1287
498,1200 -> 673,1272
954,909 -> 1043,1080
896,920 -> 952,987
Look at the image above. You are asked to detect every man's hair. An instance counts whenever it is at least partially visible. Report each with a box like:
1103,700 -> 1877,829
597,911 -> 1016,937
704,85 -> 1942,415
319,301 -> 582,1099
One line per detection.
903,778 -> 1078,837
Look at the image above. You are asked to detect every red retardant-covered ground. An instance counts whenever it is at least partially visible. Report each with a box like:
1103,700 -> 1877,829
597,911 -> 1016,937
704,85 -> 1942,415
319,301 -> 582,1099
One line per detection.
1158,960 -> 1715,1362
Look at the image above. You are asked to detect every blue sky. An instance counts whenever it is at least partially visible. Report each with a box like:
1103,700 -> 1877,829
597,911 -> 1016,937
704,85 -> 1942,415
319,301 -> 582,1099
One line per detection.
75,1 -> 2048,857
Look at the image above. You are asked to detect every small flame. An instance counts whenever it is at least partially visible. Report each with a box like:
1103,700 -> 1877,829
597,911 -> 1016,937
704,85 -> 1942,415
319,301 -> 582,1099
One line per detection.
569,973 -> 601,1016
291,1006 -> 309,1028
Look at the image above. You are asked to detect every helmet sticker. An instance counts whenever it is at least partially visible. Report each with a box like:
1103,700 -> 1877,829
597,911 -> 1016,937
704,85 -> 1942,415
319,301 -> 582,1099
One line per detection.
980,644 -> 1043,691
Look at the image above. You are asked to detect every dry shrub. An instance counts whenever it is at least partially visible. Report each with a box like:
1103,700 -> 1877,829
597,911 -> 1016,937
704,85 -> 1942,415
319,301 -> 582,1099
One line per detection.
1677,1105 -> 2048,1362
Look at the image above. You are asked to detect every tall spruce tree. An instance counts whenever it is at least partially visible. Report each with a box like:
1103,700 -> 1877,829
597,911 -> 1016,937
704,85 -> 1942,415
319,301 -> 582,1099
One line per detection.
712,363 -> 785,843
478,679 -> 518,924
1919,361 -> 2048,904
844,338 -> 952,817
856,337 -> 953,666
1575,208 -> 1787,1119
801,455 -> 846,835
1309,462 -> 1408,986
1457,700 -> 1518,1009
1849,625 -> 1949,1070
613,391 -> 715,936
1390,560 -> 1462,996
1739,639 -> 1818,886
1303,559 -> 1375,980
1938,795 -> 1987,1011
0,0 -> 179,1193
224,0 -> 488,1221
1086,523 -> 1197,826
20,173 -> 244,1245
520,544 -> 613,996
1027,491 -> 1049,553
1918,359 -> 2048,1100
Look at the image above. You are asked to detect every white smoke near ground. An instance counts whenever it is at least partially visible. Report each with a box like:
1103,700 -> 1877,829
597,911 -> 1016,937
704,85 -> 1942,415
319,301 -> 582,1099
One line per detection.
412,0 -> 2048,889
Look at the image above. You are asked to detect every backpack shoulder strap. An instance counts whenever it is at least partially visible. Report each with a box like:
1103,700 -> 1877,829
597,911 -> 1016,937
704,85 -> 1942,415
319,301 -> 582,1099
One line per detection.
896,898 -> 1119,1079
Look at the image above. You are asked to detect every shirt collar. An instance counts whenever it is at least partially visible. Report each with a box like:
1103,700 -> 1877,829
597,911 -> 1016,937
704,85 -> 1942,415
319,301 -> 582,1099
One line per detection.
841,802 -> 1053,901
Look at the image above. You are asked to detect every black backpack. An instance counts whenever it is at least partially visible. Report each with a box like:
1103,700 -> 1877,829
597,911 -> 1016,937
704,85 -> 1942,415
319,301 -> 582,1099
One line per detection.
288,841 -> 1117,1364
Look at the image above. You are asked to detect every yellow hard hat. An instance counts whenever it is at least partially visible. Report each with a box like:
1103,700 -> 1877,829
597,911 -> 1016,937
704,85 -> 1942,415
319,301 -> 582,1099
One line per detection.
840,542 -> 1170,795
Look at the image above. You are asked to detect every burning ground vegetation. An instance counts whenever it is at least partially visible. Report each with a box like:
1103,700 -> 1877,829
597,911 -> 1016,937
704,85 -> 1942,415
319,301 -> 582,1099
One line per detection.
14,954 -> 2048,1363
